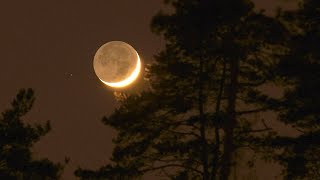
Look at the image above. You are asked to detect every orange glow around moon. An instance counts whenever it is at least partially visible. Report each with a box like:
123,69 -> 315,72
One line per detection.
98,52 -> 141,88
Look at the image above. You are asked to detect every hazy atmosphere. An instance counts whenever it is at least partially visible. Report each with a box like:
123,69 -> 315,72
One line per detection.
1,0 -> 317,180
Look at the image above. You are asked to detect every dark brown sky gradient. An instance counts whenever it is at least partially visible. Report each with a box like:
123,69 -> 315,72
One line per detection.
0,1 -> 297,179
0,1 -> 164,179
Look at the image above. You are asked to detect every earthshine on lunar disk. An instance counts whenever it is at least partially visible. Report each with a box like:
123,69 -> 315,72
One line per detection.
93,41 -> 141,88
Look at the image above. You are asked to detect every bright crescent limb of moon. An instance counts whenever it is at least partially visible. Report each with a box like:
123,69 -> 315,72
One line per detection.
99,52 -> 141,88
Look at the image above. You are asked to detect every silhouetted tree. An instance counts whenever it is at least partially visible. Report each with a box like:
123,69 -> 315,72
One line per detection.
76,0 -> 287,179
0,89 -> 64,180
259,0 -> 320,179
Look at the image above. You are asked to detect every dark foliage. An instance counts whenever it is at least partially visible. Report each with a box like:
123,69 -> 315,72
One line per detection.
76,0 -> 320,180
264,0 -> 320,179
0,89 -> 64,180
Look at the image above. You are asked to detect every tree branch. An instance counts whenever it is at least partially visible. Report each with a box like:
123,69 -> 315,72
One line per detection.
167,129 -> 201,138
141,164 -> 203,175
236,108 -> 269,115
241,119 -> 272,133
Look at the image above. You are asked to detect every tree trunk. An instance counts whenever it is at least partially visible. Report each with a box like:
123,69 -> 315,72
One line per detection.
199,57 -> 209,180
211,60 -> 226,180
220,57 -> 239,180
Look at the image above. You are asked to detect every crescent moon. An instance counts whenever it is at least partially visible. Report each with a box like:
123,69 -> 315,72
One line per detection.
98,51 -> 141,88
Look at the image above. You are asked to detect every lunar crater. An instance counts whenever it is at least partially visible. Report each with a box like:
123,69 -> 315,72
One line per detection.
93,41 -> 140,87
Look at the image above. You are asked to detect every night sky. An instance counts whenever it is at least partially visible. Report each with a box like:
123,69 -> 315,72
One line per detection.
0,1 -> 297,179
